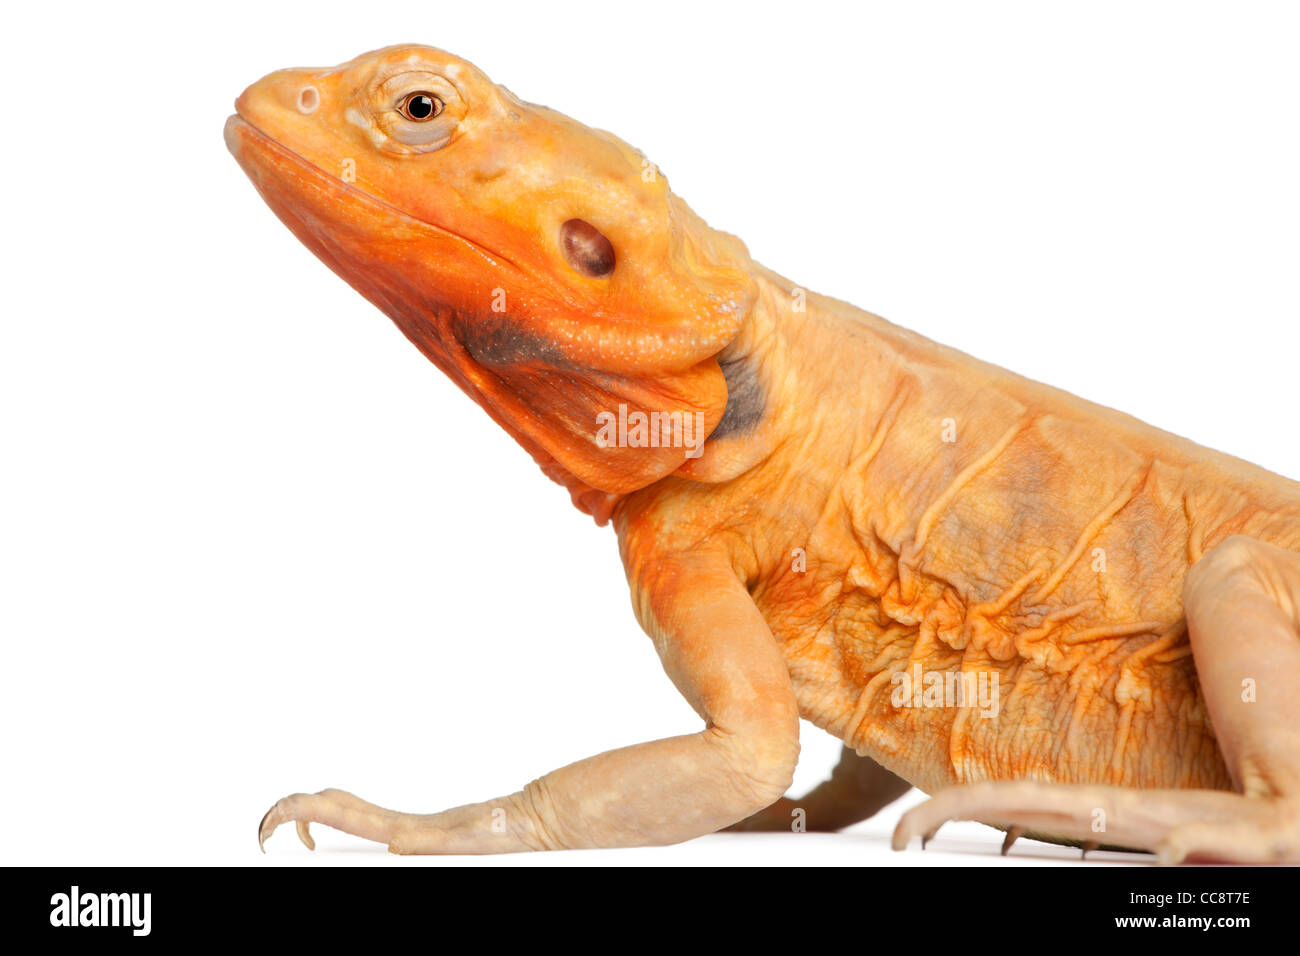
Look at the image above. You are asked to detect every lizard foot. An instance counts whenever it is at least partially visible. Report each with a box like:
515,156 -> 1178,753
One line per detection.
257,786 -> 553,854
258,788 -> 405,852
890,780 -> 1300,863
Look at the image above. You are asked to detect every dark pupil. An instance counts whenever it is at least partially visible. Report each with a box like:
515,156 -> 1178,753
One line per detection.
406,94 -> 436,119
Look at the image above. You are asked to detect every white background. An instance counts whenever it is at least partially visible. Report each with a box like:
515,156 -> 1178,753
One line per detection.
3,1 -> 1297,866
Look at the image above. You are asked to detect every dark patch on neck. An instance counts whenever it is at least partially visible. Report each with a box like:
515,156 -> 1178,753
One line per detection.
455,315 -> 569,368
712,355 -> 765,439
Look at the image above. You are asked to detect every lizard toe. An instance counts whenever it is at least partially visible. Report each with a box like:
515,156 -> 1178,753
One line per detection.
1155,802 -> 1300,865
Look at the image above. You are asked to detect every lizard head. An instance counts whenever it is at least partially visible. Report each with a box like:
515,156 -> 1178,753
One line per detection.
225,45 -> 757,522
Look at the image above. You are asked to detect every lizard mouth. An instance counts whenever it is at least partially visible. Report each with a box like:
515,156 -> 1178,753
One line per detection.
223,113 -> 519,274
224,114 -> 409,220
223,110 -> 520,396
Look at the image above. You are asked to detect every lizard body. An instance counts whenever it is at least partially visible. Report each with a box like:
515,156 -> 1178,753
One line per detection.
229,45 -> 1300,860
632,265 -> 1300,798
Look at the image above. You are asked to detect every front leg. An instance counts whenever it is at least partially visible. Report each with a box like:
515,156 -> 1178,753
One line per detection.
259,552 -> 799,853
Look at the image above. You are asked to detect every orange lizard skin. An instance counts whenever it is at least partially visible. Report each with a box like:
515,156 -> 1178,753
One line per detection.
229,45 -> 1300,860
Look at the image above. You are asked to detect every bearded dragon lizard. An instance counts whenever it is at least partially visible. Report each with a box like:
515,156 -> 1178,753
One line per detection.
227,45 -> 1300,862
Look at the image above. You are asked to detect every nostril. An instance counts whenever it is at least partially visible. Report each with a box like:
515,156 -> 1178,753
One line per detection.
297,86 -> 320,115
560,219 -> 616,278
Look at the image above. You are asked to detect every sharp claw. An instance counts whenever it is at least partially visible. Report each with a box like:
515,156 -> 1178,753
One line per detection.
1001,826 -> 1025,856
258,805 -> 275,853
1081,840 -> 1099,859
921,827 -> 939,850
296,820 -> 316,851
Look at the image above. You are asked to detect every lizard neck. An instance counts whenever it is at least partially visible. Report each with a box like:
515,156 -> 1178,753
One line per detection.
677,264 -> 910,486
673,266 -> 791,483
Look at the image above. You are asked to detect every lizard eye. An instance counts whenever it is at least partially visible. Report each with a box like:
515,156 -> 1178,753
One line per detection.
399,92 -> 444,122
376,73 -> 460,152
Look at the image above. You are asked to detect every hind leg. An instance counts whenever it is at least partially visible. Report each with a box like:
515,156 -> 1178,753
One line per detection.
729,745 -> 911,832
892,535 -> 1300,863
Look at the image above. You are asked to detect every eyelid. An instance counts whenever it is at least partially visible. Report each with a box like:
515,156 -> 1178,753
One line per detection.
376,71 -> 460,107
